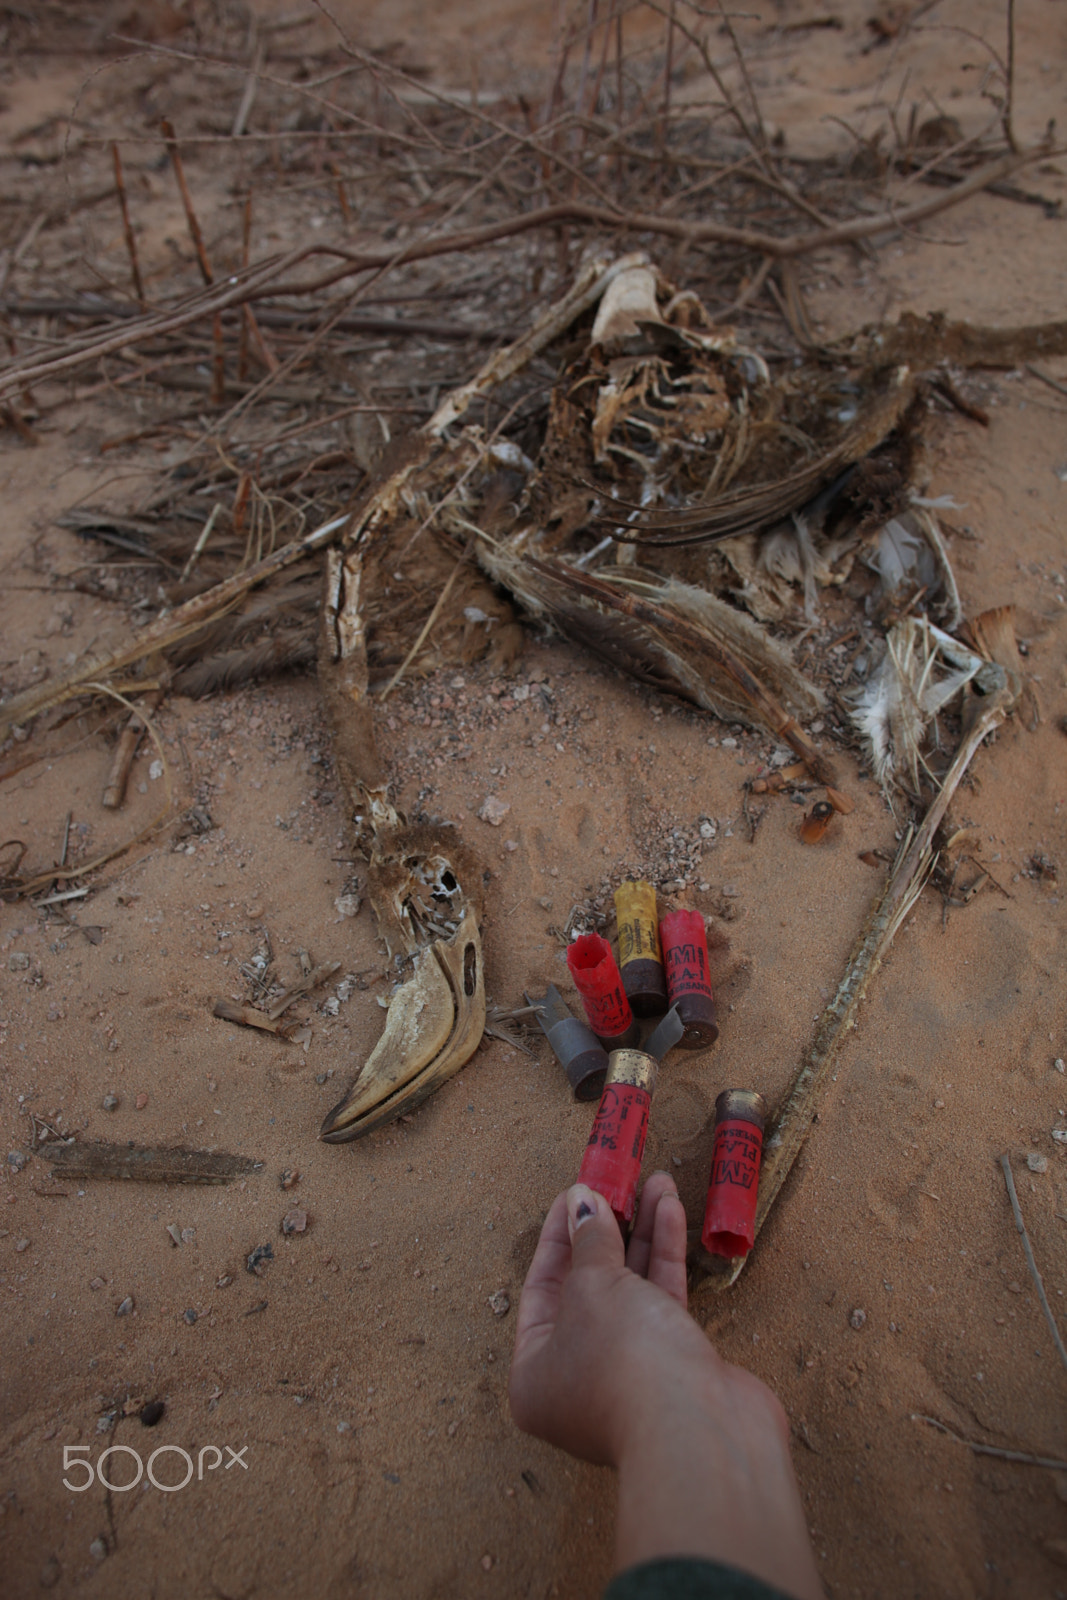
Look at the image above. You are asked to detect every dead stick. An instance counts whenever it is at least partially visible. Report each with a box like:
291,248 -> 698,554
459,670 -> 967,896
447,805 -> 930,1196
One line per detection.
0,512 -> 349,740
161,117 -> 225,401
212,999 -> 294,1037
266,960 -> 342,1020
696,685 -> 1016,1293
0,146 -> 1053,403
999,1152 -> 1067,1373
101,689 -> 163,809
161,118 -> 214,286
913,1415 -> 1067,1471
381,554 -> 468,699
231,30 -> 266,139
111,143 -> 145,308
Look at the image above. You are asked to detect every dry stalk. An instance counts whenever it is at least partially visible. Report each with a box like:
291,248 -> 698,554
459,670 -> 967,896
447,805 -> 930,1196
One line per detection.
0,142 -> 1052,404
110,143 -> 145,308
913,1416 -> 1067,1472
999,1152 -> 1067,1374
101,689 -> 163,809
0,513 -> 349,740
696,678 -> 1016,1294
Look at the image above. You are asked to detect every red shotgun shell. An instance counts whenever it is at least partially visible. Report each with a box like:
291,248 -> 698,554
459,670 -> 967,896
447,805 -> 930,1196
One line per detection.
658,909 -> 719,1049
701,1089 -> 768,1258
578,1048 -> 658,1226
566,931 -> 640,1050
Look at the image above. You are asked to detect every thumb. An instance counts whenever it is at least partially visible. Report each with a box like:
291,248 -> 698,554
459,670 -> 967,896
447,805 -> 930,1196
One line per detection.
566,1184 -> 625,1273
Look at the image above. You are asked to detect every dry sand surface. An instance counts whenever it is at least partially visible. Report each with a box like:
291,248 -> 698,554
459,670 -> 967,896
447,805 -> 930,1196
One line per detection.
1,2 -> 1066,1597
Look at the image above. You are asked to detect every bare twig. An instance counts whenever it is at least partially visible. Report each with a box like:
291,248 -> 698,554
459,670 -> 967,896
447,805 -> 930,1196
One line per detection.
913,1415 -> 1067,1471
111,144 -> 145,308
1003,0 -> 1019,153
381,551 -> 468,698
999,1152 -> 1067,1374
266,960 -> 342,1020
101,690 -> 163,809
0,145 -> 1052,403
697,680 -> 1016,1292
0,513 -> 349,740
212,999 -> 301,1038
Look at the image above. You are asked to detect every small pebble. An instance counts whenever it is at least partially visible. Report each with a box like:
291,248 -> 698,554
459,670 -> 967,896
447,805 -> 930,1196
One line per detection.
1056,1058 -> 1066,1074
15,1237 -> 30,1254
247,1243 -> 274,1275
281,1208 -> 308,1236
488,1290 -> 510,1317
165,1224 -> 182,1247
89,1538 -> 107,1562
6,1151 -> 26,1173
481,1555 -> 493,1572
182,1308 -> 198,1325
216,1274 -> 233,1289
101,1094 -> 119,1113
89,1276 -> 105,1290
849,1308 -> 867,1331
8,952 -> 30,971
280,1168 -> 300,1190
1027,1152 -> 1049,1174
135,1093 -> 149,1111
334,893 -> 361,919
115,1296 -> 134,1317
140,1400 -> 166,1427
39,1556 -> 61,1589
478,794 -> 510,827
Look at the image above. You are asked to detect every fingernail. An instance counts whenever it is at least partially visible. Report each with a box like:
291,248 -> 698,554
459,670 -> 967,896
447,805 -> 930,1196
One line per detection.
566,1184 -> 599,1238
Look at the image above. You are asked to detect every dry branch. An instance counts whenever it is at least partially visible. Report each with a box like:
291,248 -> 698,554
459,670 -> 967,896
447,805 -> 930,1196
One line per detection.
0,514 -> 348,740
696,675 -> 1017,1293
0,144 -> 1052,404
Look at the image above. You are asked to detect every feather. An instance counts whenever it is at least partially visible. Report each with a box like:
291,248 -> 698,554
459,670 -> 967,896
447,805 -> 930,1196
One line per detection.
477,538 -> 825,733
848,618 -> 983,796
172,633 -> 316,697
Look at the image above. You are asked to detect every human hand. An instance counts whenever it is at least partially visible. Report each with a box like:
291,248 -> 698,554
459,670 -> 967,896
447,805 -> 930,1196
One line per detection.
508,1172 -> 713,1466
508,1175 -> 823,1599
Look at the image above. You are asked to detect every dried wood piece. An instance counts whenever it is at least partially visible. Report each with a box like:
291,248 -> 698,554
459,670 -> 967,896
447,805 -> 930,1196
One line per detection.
266,960 -> 342,1020
212,999 -> 300,1038
694,671 -> 1017,1294
0,511 -> 348,740
101,690 -> 163,809
2,145 -> 1052,405
1000,1152 -> 1067,1374
49,1143 -> 262,1185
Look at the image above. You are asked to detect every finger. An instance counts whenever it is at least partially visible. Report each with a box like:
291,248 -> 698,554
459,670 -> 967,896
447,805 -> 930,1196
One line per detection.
566,1184 -> 626,1275
514,1192 -> 572,1347
625,1171 -> 679,1279
645,1190 -> 689,1307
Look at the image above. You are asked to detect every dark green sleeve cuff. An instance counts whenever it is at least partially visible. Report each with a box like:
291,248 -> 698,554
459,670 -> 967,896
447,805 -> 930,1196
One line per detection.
604,1556 -> 797,1600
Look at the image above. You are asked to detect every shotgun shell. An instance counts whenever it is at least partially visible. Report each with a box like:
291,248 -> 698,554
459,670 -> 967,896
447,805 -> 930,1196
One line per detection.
526,984 -> 610,1101
701,1089 -> 767,1258
614,879 -> 668,1017
577,1047 -> 658,1226
658,909 -> 719,1049
566,931 -> 640,1050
